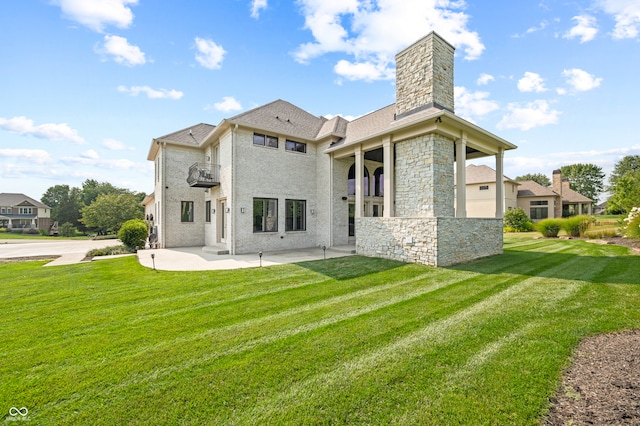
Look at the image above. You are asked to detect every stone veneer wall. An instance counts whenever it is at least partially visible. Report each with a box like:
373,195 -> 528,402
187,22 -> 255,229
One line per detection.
356,217 -> 503,267
395,32 -> 455,116
394,134 -> 455,218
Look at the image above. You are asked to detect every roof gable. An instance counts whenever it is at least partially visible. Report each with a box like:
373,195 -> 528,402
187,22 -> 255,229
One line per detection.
464,164 -> 517,185
156,123 -> 215,146
0,193 -> 49,209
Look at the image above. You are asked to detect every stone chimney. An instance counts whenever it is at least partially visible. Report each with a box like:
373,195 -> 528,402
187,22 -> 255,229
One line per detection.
395,32 -> 455,119
552,169 -> 563,218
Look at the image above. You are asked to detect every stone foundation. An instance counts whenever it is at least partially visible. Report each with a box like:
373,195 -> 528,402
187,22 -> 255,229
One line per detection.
356,217 -> 503,267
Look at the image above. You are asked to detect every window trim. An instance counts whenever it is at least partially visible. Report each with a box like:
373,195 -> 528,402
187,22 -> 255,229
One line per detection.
253,132 -> 278,148
285,139 -> 306,153
253,198 -> 278,233
285,199 -> 306,232
181,201 -> 194,223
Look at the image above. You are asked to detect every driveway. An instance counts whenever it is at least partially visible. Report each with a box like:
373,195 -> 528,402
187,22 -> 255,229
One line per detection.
0,239 -> 121,266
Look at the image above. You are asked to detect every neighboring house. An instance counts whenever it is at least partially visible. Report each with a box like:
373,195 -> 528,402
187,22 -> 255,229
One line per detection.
459,166 -> 594,221
0,193 -> 52,231
456,164 -> 519,217
147,32 -> 517,267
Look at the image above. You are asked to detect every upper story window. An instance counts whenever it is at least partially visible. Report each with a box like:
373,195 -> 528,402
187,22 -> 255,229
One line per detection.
285,139 -> 306,153
19,207 -> 32,214
479,185 -> 489,190
253,133 -> 278,148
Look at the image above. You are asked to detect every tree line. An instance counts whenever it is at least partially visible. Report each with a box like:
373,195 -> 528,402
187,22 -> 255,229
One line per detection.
42,179 -> 145,235
514,156 -> 640,214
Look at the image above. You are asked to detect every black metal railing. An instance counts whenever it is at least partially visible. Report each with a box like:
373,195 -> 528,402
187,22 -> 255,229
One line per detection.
187,163 -> 220,187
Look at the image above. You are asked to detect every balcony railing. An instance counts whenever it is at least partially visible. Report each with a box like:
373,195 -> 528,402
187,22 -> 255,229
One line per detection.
187,163 -> 220,188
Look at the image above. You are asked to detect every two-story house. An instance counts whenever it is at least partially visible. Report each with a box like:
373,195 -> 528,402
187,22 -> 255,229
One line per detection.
146,32 -> 517,267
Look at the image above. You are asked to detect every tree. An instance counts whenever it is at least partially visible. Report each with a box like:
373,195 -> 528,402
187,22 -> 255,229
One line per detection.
504,207 -> 534,232
41,185 -> 82,228
80,179 -> 123,206
80,193 -> 144,233
560,163 -> 605,204
607,169 -> 640,214
609,155 -> 640,189
515,173 -> 551,187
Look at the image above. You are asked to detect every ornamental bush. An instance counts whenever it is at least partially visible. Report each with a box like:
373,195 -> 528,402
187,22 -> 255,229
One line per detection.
118,219 -> 148,250
623,207 -> 640,239
59,222 -> 76,237
535,219 -> 563,238
503,208 -> 534,232
562,215 -> 595,238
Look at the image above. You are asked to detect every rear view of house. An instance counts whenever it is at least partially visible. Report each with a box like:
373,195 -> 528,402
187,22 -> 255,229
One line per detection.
147,32 -> 517,267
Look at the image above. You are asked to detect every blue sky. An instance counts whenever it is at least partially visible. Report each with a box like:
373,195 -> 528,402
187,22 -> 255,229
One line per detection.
2,0 -> 639,201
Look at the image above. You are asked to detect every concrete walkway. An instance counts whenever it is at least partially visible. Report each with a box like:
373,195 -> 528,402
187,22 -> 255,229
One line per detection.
0,239 -> 355,271
137,246 -> 355,271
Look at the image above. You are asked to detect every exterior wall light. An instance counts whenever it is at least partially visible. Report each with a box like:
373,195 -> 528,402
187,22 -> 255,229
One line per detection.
241,207 -> 246,213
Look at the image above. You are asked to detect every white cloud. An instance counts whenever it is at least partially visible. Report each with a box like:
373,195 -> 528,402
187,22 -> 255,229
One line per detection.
97,35 -> 146,66
477,73 -> 495,85
334,59 -> 394,82
517,72 -> 547,93
194,37 -> 226,70
597,0 -> 640,39
81,149 -> 99,160
454,86 -> 499,120
0,148 -> 53,164
497,100 -> 561,131
0,116 -> 86,144
562,68 -> 603,91
293,0 -> 484,82
102,138 -> 133,150
563,15 -> 598,43
117,85 -> 184,100
251,0 -> 268,18
54,0 -> 138,33
213,96 -> 242,112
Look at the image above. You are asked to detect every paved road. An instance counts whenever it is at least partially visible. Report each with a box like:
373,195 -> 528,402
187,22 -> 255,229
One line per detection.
0,239 -> 121,266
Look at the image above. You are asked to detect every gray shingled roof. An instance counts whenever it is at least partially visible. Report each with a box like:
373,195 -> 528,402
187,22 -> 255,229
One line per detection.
0,193 -> 50,209
228,99 -> 326,141
156,123 -> 215,146
516,180 -> 558,197
317,115 -> 348,140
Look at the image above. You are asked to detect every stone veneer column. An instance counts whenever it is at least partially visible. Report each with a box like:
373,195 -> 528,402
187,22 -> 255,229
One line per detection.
394,134 -> 454,218
395,32 -> 455,117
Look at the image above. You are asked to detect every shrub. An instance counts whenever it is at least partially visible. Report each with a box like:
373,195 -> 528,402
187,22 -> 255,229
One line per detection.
623,207 -> 640,239
562,215 -> 595,238
535,219 -> 563,238
22,228 -> 39,234
118,219 -> 148,250
59,222 -> 76,237
503,208 -> 534,232
86,245 -> 133,257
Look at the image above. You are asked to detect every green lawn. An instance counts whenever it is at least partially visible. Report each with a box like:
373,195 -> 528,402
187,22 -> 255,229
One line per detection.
1,235 -> 639,425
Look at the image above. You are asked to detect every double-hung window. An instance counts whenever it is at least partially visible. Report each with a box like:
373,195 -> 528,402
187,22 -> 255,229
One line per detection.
253,198 -> 278,232
286,199 -> 306,231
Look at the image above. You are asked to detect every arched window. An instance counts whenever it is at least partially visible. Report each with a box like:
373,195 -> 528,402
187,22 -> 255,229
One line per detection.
373,167 -> 384,197
348,164 -> 370,196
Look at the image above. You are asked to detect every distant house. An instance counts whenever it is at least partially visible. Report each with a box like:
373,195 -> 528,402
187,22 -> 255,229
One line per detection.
0,193 -> 52,231
459,166 -> 594,221
146,32 -> 517,267
456,164 -> 519,217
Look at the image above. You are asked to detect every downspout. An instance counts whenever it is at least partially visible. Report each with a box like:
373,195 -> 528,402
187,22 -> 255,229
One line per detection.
231,124 -> 238,255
